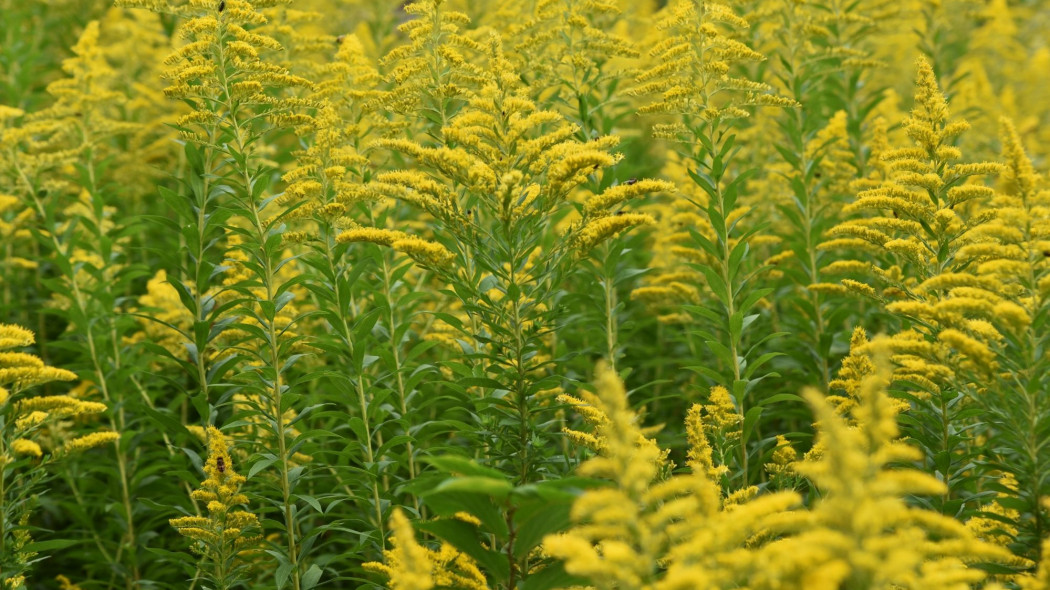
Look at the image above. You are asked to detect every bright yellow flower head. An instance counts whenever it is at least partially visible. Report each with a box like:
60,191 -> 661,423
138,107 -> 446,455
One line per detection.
364,508 -> 489,590
170,426 -> 260,570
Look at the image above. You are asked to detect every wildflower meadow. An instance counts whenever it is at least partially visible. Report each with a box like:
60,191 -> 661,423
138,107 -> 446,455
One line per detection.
2,0 -> 1050,588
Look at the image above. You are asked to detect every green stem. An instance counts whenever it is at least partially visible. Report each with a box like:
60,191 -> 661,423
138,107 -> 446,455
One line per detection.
380,257 -> 420,499
320,233 -> 386,543
603,252 -> 619,372
215,26 -> 301,590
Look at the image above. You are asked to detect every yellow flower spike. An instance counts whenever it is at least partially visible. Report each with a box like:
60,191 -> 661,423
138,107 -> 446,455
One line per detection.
1020,499 -> 1050,589
54,575 -> 83,590
11,439 -> 43,458
15,396 -> 105,418
632,0 -> 794,138
452,512 -> 481,527
390,237 -> 456,267
584,180 -> 676,216
967,474 -> 1021,548
363,508 -> 437,590
169,426 -> 260,585
14,411 -> 48,432
937,329 -> 997,372
336,227 -> 412,246
757,348 -> 1024,589
573,214 -> 657,252
375,0 -> 485,126
546,363 -> 809,589
365,508 -> 487,590
60,431 -> 120,454
1000,118 -> 1041,197
0,324 -> 35,350
765,435 -> 798,480
702,386 -> 742,436
545,363 -> 666,587
684,403 -> 719,479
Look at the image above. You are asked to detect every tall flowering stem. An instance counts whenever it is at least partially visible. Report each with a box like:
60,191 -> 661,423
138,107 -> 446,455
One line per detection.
170,427 -> 261,590
824,58 -> 1011,517
116,0 -> 316,587
0,323 -> 118,588
631,0 -> 795,486
355,29 -> 669,486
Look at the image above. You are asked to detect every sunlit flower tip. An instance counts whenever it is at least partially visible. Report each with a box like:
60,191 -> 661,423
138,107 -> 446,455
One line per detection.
336,227 -> 410,246
574,213 -> 656,251
0,324 -> 35,349
11,438 -> 43,458
55,575 -> 83,590
685,403 -> 716,476
15,395 -> 101,416
61,431 -> 120,454
391,237 -> 455,266
937,329 -> 996,370
550,151 -> 617,185
704,385 -> 742,433
15,411 -> 48,431
381,508 -> 435,590
820,260 -> 871,275
169,516 -> 210,529
840,279 -> 878,298
911,57 -> 949,121
766,435 -> 798,477
584,179 -> 676,215
0,105 -> 24,120
452,512 -> 481,526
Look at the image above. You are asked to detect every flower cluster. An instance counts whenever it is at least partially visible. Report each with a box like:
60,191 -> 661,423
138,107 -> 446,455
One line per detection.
169,426 -> 260,587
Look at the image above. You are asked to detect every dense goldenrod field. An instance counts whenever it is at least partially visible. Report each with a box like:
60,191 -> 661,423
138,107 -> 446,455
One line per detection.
2,0 -> 1050,588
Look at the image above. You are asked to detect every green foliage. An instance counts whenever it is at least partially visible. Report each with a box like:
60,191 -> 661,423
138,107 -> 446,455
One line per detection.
2,0 -> 1050,588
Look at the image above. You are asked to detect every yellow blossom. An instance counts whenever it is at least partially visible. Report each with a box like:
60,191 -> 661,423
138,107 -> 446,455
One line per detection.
11,439 -> 42,458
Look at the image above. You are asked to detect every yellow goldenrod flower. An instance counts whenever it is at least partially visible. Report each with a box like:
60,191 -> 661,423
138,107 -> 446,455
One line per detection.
1019,499 -> 1050,589
365,508 -> 488,590
757,351 -> 1023,588
967,474 -> 1021,547
573,214 -> 657,252
391,237 -> 456,267
765,435 -> 798,479
546,363 -> 802,589
55,575 -> 83,590
0,324 -> 34,350
170,426 -> 259,587
685,402 -> 725,481
14,411 -> 48,432
11,439 -> 42,458
60,432 -> 120,454
632,0 -> 794,138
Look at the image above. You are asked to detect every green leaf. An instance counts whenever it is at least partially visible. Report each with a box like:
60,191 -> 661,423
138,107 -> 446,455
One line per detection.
302,564 -> 322,590
513,501 -> 572,559
248,455 -> 279,479
742,406 -> 763,445
423,455 -> 509,480
434,476 -> 514,499
23,539 -> 82,552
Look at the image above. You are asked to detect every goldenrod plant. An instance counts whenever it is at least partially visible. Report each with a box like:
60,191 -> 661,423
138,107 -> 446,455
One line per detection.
0,323 -> 117,589
354,28 -> 669,488
824,57 -> 1043,524
169,426 -> 261,590
3,0 -> 1050,587
630,0 -> 796,488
